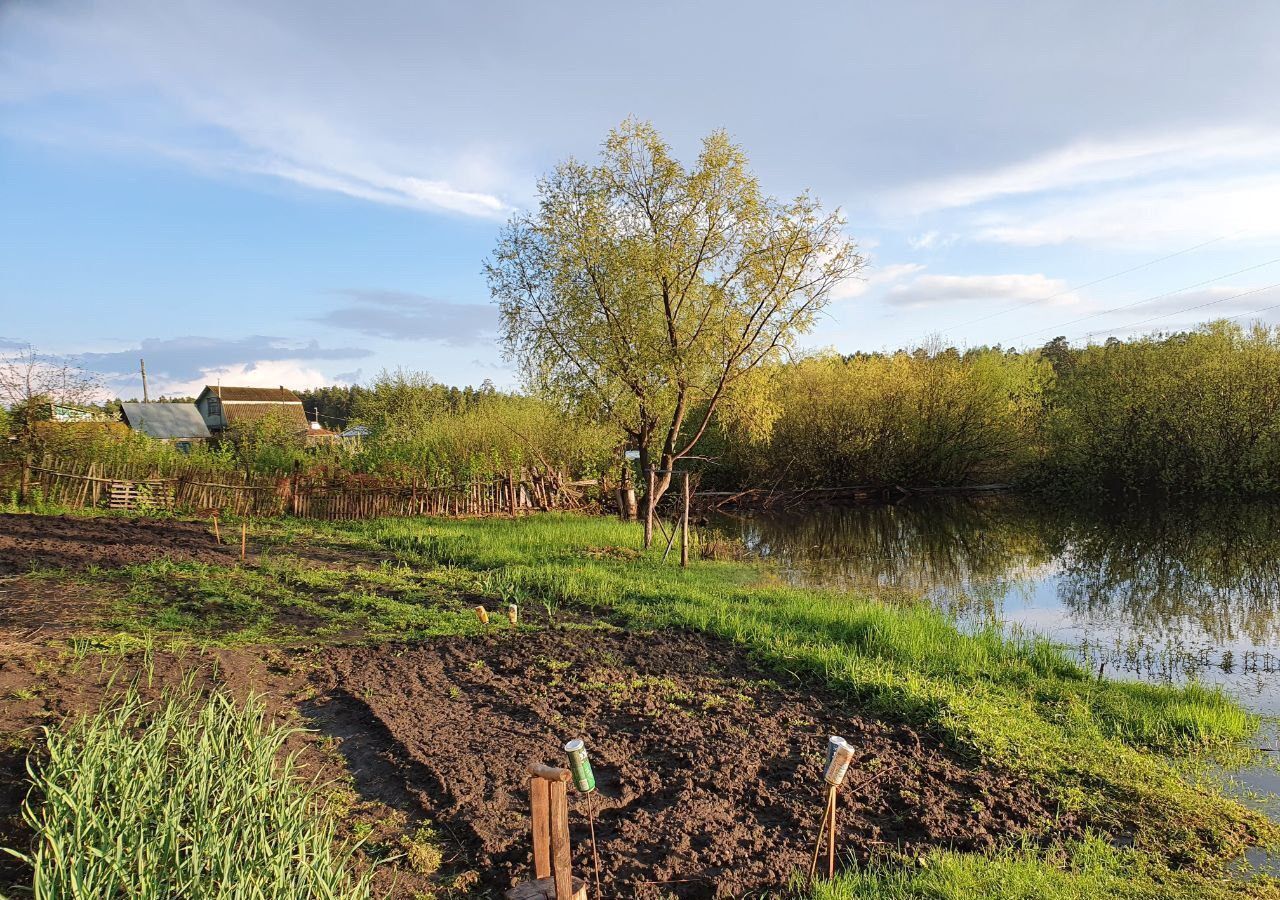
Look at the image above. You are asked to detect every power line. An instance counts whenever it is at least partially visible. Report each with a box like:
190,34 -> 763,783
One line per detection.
933,233 -> 1236,335
1004,256 -> 1280,344
1082,282 -> 1280,340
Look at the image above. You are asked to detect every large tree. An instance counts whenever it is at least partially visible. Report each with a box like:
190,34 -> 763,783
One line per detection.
486,119 -> 863,527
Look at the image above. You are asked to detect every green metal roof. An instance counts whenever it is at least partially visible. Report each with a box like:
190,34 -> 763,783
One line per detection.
119,402 -> 212,440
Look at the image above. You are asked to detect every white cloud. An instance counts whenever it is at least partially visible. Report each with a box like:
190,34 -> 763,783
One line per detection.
885,273 -> 1081,309
163,360 -> 341,397
832,262 -> 925,300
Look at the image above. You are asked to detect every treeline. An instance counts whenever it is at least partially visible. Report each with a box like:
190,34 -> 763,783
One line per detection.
694,321 -> 1280,498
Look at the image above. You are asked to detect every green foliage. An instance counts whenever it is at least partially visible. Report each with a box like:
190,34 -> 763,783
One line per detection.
702,347 -> 1051,488
6,685 -> 372,898
487,118 -> 862,501
1039,322 -> 1280,496
699,320 -> 1280,497
352,375 -> 618,481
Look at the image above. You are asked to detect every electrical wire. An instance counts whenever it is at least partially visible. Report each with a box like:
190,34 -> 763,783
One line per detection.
931,233 -> 1238,335
1003,256 -> 1280,344
1081,282 -> 1280,341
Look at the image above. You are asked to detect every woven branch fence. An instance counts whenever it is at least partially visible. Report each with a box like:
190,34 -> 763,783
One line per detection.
16,455 -> 587,520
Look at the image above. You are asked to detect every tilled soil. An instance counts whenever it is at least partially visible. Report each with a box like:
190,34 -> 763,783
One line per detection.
0,513 -> 237,574
313,629 -> 1071,898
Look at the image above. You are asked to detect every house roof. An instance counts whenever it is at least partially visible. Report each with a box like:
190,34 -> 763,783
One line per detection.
221,402 -> 310,431
199,385 -> 301,403
120,403 -> 212,440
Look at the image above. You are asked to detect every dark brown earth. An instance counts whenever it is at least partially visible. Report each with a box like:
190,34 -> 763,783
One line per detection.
312,630 -> 1073,898
0,513 -> 238,574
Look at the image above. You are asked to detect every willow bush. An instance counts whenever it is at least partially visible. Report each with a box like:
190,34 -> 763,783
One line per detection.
700,347 -> 1050,489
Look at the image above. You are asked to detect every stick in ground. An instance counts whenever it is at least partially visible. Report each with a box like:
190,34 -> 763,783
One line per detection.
563,737 -> 601,896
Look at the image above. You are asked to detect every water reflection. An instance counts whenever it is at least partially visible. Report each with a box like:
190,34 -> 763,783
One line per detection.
712,498 -> 1280,710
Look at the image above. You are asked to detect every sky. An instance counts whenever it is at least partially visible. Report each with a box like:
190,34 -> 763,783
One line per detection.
3,0 -> 1280,398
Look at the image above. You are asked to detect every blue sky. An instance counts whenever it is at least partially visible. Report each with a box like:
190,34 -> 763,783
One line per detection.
3,0 -> 1280,396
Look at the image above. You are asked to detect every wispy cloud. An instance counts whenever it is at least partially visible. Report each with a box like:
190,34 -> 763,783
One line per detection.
0,1 -> 517,218
318,290 -> 498,346
831,263 -> 925,301
885,273 -> 1080,309
164,359 -> 342,398
892,127 -> 1280,214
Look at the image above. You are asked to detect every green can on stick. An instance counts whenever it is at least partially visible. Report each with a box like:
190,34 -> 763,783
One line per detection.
564,738 -> 596,793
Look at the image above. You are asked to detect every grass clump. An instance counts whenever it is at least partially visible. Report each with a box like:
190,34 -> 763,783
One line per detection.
4,683 -> 372,899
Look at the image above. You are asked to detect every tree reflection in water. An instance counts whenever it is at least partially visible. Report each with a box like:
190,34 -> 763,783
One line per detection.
713,497 -> 1280,697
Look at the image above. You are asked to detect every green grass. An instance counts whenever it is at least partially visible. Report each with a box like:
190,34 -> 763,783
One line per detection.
809,836 -> 1279,900
5,681 -> 371,899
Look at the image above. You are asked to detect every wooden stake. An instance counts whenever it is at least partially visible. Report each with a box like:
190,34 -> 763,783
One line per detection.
212,516 -> 220,542
680,471 -> 690,568
807,785 -> 833,885
530,777 -> 551,879
240,522 -> 247,563
827,785 -> 837,879
549,779 -> 573,900
475,606 -> 490,625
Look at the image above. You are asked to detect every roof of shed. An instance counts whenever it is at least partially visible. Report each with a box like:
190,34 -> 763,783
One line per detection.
221,403 -> 310,430
200,385 -> 302,402
119,403 -> 212,440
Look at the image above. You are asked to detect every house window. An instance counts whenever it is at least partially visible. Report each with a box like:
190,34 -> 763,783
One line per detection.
207,397 -> 221,416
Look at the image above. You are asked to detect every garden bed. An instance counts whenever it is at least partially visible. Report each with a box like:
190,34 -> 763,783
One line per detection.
311,629 -> 1070,898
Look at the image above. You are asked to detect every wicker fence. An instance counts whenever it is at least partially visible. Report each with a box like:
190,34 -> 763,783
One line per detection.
16,455 -> 586,520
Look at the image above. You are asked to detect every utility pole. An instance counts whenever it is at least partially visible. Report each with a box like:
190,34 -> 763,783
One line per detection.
140,359 -> 150,403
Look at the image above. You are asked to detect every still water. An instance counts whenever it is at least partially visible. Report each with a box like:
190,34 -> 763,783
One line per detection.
714,497 -> 1280,714
715,497 -> 1280,861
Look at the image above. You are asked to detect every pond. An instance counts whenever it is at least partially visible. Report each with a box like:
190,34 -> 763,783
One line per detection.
710,496 -> 1280,836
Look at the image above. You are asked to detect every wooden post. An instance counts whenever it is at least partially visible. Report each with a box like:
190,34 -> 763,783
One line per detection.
549,779 -> 573,900
510,764 -> 586,900
643,468 -> 655,548
19,452 -> 32,507
240,522 -> 247,563
680,471 -> 690,569
530,777 -> 551,879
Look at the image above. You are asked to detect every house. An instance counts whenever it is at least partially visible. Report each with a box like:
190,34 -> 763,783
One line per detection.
194,385 -> 309,435
51,404 -> 104,423
119,402 -> 211,452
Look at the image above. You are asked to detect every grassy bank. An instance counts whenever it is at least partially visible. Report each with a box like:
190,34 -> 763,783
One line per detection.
10,511 -> 1280,897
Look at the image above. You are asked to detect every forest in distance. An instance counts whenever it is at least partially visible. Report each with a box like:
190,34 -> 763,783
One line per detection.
11,318 -> 1280,501
303,319 -> 1280,499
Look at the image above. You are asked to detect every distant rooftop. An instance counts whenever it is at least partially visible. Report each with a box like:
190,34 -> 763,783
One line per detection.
120,402 -> 211,440
199,385 -> 301,403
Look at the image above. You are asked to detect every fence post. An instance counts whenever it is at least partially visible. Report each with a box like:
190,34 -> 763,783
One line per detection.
681,471 -> 691,568
18,452 -> 32,507
644,468 -> 655,548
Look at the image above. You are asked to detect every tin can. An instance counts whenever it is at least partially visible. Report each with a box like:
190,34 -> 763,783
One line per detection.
824,735 -> 848,768
824,741 -> 856,786
564,738 -> 596,793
